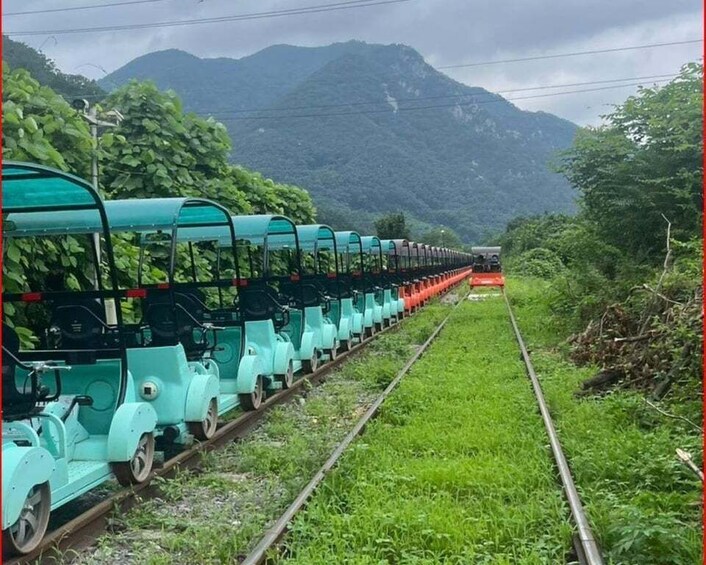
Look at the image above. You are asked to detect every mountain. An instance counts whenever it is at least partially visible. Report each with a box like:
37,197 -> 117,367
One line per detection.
102,41 -> 578,242
2,36 -> 106,101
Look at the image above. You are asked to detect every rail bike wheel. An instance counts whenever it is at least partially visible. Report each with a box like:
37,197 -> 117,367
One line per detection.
188,397 -> 219,440
239,375 -> 264,411
277,361 -> 294,390
3,482 -> 51,556
302,351 -> 319,374
113,432 -> 155,486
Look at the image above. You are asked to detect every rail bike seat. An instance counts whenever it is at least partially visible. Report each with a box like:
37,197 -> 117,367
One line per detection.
240,285 -> 290,330
300,282 -> 331,313
143,292 -> 210,360
49,300 -> 117,351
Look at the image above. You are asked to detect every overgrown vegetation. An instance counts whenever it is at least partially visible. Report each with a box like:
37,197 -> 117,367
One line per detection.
375,212 -> 411,240
495,63 -> 703,395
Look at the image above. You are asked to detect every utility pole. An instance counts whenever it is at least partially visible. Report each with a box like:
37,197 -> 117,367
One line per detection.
73,99 -> 123,193
73,99 -> 123,313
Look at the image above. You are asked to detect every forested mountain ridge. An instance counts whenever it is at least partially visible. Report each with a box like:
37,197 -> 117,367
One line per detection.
2,35 -> 105,100
101,41 -> 578,242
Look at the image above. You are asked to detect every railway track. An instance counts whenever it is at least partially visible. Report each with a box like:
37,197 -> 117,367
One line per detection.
241,295 -> 463,565
502,289 -> 604,565
12,285 -> 465,565
238,287 -> 605,565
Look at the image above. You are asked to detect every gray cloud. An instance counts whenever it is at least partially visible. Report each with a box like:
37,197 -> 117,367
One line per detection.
4,0 -> 702,124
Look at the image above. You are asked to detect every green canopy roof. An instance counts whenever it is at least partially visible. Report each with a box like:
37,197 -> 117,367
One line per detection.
379,238 -> 409,256
2,161 -> 101,213
174,215 -> 297,248
6,197 -> 232,237
360,235 -> 382,254
232,215 -> 295,239
335,231 -> 362,253
296,224 -> 336,253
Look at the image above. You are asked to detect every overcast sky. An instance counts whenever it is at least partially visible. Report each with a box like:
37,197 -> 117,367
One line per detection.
3,0 -> 703,125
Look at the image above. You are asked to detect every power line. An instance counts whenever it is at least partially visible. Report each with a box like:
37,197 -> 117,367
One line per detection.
438,39 -> 703,69
190,73 -> 678,116
6,0 -> 412,36
210,79 -> 673,121
59,71 -> 678,110
5,0 -> 170,17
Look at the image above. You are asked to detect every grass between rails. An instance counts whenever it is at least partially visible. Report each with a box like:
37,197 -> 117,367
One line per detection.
507,278 -> 703,565
70,300 -> 454,565
279,295 -> 574,564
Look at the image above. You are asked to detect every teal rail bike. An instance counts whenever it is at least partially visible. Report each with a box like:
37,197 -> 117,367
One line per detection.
360,236 -> 394,331
1,163 -> 158,556
65,197 -> 240,444
258,220 -> 338,370
334,231 -> 366,344
379,239 -> 410,319
174,216 -> 298,410
297,224 -> 356,353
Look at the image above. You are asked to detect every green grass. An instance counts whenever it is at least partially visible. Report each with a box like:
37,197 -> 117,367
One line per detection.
76,300 -> 455,564
280,296 -> 573,563
507,278 -> 703,564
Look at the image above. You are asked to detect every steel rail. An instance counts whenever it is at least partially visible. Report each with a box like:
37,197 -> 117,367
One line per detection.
9,278 -> 468,565
241,295 -> 464,565
502,289 -> 604,565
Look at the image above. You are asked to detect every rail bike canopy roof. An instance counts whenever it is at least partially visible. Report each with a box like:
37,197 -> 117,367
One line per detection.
334,231 -> 363,253
231,214 -> 299,251
6,197 -> 233,238
175,215 -> 297,250
3,161 -> 102,214
472,246 -> 501,256
296,224 -> 336,253
379,238 -> 409,256
360,236 -> 382,254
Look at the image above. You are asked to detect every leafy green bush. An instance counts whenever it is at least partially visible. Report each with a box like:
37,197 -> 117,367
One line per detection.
510,247 -> 564,278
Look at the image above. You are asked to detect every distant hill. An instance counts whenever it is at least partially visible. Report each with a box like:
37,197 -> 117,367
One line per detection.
101,41 -> 579,241
2,35 -> 105,101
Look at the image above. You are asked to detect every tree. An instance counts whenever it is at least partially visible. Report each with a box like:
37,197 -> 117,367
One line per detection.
557,63 -> 703,260
375,212 -> 410,240
420,226 -> 462,248
101,80 -> 316,223
101,81 -> 251,214
2,64 -> 93,176
2,64 -> 98,308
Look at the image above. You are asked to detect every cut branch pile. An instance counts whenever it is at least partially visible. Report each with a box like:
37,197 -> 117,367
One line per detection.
569,218 -> 703,398
569,290 -> 702,397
